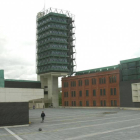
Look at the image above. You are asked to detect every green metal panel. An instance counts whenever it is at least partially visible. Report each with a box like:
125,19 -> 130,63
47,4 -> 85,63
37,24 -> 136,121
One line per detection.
0,70 -> 4,87
137,68 -> 140,74
137,75 -> 140,79
128,62 -> 136,68
122,69 -> 129,76
123,75 -> 138,81
122,68 -> 137,76
128,68 -> 137,75
121,63 -> 128,69
137,61 -> 140,67
120,57 -> 140,81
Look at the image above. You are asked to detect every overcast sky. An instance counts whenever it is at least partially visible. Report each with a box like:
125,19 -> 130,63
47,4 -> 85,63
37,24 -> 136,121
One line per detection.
0,0 -> 140,85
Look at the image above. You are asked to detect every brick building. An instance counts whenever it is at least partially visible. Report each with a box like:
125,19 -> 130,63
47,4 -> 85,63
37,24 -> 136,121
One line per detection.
62,65 -> 120,107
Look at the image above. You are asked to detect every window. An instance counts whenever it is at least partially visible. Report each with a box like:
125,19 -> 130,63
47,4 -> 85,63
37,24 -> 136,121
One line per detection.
99,77 -> 106,84
79,101 -> 82,106
101,100 -> 103,106
111,100 -> 113,106
110,88 -> 113,95
92,78 -> 96,85
99,78 -> 102,84
109,77 -> 112,83
78,80 -> 82,86
85,79 -> 89,86
71,101 -> 76,106
86,101 -> 89,106
104,77 -> 106,83
86,90 -> 89,96
74,91 -> 76,97
114,100 -> 117,106
64,82 -> 68,87
79,91 -> 82,97
102,78 -> 104,84
103,89 -> 106,95
65,101 -> 68,106
93,89 -> 96,96
114,76 -> 116,82
71,91 -> 76,97
100,89 -> 102,96
72,101 -> 73,106
110,88 -> 117,95
71,81 -> 76,87
93,100 -> 96,106
104,100 -> 106,106
114,88 -> 116,95
71,91 -> 73,97
109,75 -> 117,83
64,92 -> 68,97
74,101 -> 76,106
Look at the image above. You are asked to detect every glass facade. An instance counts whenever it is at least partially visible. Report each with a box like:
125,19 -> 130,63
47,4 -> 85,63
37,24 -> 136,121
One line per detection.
36,11 -> 76,75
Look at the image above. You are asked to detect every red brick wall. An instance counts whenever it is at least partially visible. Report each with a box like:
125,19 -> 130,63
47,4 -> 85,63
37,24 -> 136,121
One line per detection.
62,69 -> 120,107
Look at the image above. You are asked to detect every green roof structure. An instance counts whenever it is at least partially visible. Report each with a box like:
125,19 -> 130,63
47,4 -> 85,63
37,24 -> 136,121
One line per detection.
120,57 -> 140,64
75,57 -> 140,82
75,65 -> 119,75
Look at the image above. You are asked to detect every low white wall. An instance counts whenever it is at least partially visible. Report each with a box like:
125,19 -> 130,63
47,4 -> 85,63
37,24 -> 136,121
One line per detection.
132,83 -> 140,102
0,88 -> 44,102
29,103 -> 44,109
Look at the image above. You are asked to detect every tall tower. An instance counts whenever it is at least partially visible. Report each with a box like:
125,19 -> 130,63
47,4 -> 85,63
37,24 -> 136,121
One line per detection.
36,8 -> 76,107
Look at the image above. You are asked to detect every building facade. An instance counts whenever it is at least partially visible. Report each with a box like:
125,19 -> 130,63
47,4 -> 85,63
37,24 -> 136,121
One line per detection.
0,70 -> 44,127
62,67 -> 120,107
62,57 -> 140,108
119,57 -> 140,107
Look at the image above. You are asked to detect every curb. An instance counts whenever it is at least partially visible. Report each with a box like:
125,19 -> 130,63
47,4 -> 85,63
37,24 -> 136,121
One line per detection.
120,107 -> 140,111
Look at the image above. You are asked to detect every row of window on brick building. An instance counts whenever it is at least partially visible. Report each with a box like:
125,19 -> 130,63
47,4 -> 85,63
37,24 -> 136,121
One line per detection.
64,76 -> 117,87
64,88 -> 117,97
64,100 -> 117,106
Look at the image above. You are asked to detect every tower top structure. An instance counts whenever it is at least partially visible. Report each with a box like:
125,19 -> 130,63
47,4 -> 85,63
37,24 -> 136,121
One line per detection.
37,7 -> 75,20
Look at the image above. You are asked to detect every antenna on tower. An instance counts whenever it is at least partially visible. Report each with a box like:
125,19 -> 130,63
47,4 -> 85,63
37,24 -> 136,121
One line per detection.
44,0 -> 45,12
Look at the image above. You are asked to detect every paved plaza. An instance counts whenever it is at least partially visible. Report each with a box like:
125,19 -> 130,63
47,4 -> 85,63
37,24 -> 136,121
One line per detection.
1,108 -> 140,140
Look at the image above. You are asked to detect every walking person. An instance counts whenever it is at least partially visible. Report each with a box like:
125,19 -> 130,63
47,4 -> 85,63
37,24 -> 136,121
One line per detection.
41,111 -> 45,123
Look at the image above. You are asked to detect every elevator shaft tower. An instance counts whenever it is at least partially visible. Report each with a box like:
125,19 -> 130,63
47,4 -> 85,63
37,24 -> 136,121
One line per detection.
36,8 -> 76,107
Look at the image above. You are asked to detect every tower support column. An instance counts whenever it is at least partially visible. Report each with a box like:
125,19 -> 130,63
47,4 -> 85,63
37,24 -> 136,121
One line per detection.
47,75 -> 59,107
39,72 -> 67,108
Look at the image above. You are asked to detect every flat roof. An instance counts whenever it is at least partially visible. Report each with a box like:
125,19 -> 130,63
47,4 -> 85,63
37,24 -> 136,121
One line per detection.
120,57 -> 140,64
75,65 -> 119,75
5,79 -> 41,83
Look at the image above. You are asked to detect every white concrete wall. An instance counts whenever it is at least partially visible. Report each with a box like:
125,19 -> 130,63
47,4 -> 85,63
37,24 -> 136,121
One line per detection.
52,76 -> 59,107
37,75 -> 40,81
47,75 -> 59,107
0,88 -> 44,102
40,76 -> 48,89
132,83 -> 140,102
39,72 -> 67,107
